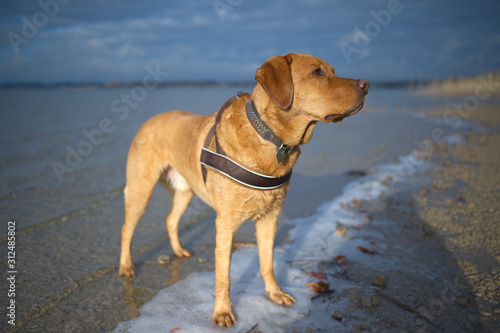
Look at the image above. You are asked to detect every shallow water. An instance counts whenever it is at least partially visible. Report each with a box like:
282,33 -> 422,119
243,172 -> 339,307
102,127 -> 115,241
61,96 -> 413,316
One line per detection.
0,86 -> 463,331
0,86 -> 457,224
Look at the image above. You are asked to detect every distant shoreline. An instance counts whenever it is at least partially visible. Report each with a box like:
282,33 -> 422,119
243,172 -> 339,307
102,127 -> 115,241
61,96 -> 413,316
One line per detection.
0,80 -> 415,90
416,71 -> 500,96
0,81 -> 256,90
2,71 -> 499,96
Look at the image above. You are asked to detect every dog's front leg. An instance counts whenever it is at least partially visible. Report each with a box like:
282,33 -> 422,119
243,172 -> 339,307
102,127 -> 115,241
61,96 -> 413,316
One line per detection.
256,214 -> 296,305
212,216 -> 241,327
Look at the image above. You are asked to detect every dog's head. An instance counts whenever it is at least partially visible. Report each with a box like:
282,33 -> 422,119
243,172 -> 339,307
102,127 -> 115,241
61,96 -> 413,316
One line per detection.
255,53 -> 368,124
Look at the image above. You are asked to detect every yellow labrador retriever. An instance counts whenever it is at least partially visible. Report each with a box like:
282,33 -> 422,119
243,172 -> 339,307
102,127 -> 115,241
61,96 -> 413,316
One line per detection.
119,53 -> 368,327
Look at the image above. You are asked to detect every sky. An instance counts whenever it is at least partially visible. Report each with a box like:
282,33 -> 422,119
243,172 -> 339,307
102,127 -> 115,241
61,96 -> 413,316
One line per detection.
1,0 -> 499,84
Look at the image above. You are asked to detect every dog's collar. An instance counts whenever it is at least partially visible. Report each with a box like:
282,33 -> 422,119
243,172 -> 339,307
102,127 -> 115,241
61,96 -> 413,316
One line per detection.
245,99 -> 294,164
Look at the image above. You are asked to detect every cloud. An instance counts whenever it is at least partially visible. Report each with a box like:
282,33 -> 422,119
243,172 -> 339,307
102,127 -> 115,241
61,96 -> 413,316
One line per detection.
1,0 -> 499,83
191,15 -> 210,26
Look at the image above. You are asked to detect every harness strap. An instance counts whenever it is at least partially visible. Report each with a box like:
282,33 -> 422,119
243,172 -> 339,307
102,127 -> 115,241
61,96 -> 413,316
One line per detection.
201,122 -> 216,183
200,94 -> 292,190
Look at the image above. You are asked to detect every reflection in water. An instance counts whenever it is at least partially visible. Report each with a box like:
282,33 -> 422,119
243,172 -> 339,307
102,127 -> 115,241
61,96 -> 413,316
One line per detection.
121,256 -> 185,318
121,278 -> 147,319
166,256 -> 185,287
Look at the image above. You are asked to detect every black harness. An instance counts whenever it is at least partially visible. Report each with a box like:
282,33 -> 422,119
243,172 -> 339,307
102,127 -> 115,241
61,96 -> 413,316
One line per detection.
200,93 -> 294,190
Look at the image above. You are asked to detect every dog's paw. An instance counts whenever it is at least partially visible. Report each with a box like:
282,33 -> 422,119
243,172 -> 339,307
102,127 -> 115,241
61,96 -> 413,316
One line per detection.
212,300 -> 236,327
267,289 -> 296,305
118,263 -> 135,277
212,310 -> 236,327
173,247 -> 192,258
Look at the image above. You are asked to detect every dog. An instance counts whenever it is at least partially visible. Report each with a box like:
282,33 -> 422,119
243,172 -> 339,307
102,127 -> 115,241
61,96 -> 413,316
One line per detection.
119,53 -> 368,327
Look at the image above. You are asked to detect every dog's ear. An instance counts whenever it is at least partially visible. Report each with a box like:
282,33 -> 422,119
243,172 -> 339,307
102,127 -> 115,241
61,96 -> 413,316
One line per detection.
255,54 -> 294,111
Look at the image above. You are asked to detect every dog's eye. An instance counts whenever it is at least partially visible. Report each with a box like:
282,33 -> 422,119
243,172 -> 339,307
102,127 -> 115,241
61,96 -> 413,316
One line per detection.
312,68 -> 325,76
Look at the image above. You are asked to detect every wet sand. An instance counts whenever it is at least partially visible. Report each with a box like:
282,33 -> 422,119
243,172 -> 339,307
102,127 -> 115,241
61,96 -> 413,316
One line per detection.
414,105 -> 500,331
2,90 -> 499,332
337,104 -> 500,332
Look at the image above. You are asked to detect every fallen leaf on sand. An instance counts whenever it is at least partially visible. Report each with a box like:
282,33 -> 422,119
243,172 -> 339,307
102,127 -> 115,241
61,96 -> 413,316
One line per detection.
331,314 -> 343,322
351,199 -> 363,206
307,280 -> 330,294
381,175 -> 394,186
307,280 -> 335,301
356,245 -> 377,254
309,271 -> 327,279
335,255 -> 347,264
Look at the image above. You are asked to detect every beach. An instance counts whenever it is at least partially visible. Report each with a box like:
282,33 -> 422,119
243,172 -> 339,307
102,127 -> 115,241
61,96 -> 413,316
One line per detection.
1,87 -> 499,332
414,105 -> 500,331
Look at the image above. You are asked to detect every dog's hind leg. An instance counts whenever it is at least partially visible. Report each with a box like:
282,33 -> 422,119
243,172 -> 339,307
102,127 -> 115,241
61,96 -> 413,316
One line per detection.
163,167 -> 193,258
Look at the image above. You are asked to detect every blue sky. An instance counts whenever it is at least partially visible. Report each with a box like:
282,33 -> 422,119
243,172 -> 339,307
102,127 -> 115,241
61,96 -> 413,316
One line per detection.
1,0 -> 499,84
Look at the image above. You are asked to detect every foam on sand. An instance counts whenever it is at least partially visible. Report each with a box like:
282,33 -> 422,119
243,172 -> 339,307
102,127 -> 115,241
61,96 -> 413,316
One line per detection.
114,156 -> 434,333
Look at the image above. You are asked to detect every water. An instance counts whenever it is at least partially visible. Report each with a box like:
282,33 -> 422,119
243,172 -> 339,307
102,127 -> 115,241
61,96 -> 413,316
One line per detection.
1,86 -> 454,231
1,86 -> 256,230
0,86 -> 464,331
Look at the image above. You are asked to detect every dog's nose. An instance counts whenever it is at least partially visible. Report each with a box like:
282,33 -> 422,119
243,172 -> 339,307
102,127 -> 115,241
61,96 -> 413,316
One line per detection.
357,79 -> 369,94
